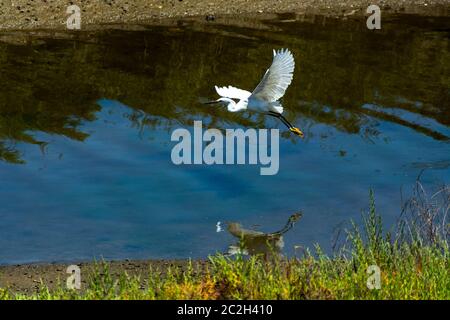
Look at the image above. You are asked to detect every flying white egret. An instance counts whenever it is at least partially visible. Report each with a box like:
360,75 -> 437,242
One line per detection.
206,48 -> 303,137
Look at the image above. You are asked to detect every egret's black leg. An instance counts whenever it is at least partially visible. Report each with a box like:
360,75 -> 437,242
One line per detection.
267,113 -> 291,129
267,111 -> 291,129
268,111 -> 296,128
279,114 -> 296,129
267,111 -> 304,138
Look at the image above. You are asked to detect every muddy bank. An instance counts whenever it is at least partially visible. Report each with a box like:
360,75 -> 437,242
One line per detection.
0,0 -> 449,31
0,260 -> 202,294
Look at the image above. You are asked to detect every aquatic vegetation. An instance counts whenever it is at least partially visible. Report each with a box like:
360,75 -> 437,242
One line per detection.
1,189 -> 448,300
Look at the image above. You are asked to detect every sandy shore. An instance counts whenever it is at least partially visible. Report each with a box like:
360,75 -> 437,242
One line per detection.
0,260 -> 200,294
0,0 -> 449,30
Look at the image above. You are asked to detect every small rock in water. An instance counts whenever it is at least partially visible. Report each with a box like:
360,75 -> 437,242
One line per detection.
206,14 -> 215,21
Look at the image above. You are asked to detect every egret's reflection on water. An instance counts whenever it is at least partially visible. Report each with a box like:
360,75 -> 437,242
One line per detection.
0,15 -> 449,264
225,212 -> 303,257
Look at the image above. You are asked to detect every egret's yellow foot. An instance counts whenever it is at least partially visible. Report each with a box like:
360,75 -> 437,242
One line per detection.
290,127 -> 304,138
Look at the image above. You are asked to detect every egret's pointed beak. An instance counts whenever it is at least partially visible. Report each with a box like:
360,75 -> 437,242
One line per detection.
290,127 -> 304,138
204,100 -> 220,105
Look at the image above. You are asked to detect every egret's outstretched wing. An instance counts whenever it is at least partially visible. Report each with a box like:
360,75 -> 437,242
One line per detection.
215,85 -> 251,100
250,49 -> 295,102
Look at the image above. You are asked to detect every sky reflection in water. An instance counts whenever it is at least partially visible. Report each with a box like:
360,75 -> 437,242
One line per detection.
0,15 -> 449,264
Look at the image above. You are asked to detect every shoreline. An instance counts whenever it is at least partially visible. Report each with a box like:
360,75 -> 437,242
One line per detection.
0,0 -> 449,31
0,259 -> 198,294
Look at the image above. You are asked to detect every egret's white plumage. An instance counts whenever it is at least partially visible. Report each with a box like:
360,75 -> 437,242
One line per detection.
215,85 -> 251,101
251,49 -> 295,103
209,48 -> 303,136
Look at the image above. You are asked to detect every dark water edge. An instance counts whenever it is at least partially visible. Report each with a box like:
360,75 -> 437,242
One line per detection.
0,14 -> 449,264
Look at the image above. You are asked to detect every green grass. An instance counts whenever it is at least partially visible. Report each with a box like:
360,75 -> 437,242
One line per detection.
1,189 -> 449,300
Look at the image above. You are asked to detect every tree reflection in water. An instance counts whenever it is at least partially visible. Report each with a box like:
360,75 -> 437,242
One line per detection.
0,15 -> 449,164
